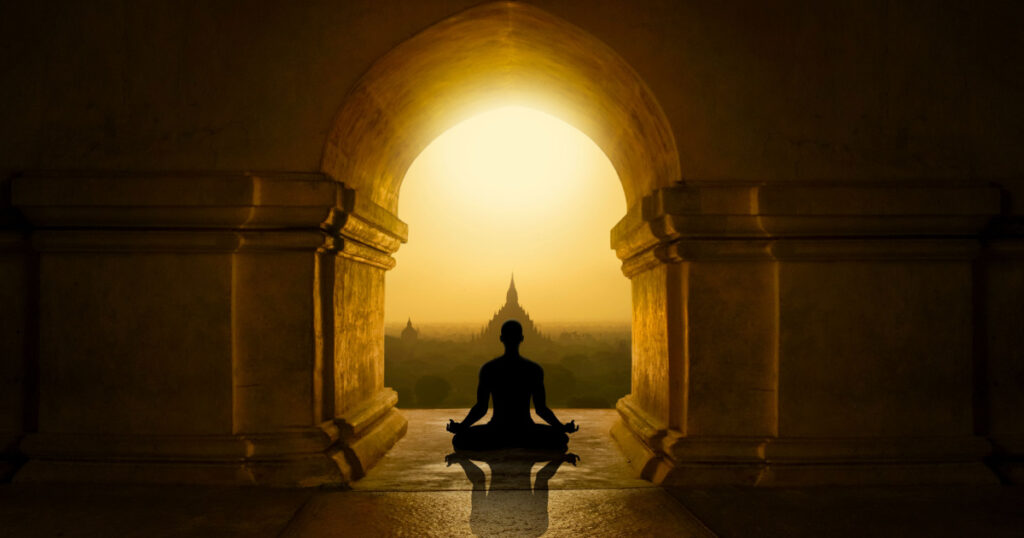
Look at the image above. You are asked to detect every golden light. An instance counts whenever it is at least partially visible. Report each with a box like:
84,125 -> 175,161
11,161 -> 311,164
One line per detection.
385,106 -> 629,324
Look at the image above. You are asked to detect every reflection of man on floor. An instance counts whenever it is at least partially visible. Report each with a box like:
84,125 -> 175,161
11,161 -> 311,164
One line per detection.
445,451 -> 578,537
447,320 -> 579,450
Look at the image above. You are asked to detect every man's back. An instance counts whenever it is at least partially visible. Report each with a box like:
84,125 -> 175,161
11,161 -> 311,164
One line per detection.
481,355 -> 542,428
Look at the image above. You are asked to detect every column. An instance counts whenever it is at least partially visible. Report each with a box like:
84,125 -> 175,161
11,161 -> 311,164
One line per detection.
9,173 -> 407,485
611,180 -> 1002,485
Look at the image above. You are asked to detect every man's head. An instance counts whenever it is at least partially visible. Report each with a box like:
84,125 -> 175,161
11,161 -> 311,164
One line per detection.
499,320 -> 524,348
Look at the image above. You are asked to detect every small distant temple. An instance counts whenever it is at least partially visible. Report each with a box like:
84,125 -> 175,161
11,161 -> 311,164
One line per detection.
477,275 -> 547,344
401,318 -> 418,342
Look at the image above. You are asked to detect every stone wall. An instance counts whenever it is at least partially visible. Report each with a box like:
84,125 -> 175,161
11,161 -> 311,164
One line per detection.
610,181 -> 1016,485
1,0 -> 1022,485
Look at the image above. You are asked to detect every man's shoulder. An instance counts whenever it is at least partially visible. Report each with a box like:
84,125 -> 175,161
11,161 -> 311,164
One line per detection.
480,357 -> 504,374
481,355 -> 542,372
482,357 -> 503,368
519,356 -> 541,369
517,356 -> 544,376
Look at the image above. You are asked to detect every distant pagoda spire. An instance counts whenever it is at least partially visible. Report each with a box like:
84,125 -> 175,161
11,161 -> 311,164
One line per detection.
506,273 -> 518,306
401,317 -> 418,341
476,274 -> 548,344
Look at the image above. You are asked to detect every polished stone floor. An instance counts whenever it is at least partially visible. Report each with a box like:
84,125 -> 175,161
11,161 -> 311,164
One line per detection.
293,408 -> 712,536
2,409 -> 1023,537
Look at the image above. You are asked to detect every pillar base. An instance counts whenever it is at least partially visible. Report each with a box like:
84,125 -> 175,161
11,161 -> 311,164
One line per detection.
990,435 -> 1024,484
14,391 -> 407,487
613,397 -> 999,486
991,461 -> 1024,485
0,433 -> 23,482
329,389 -> 409,481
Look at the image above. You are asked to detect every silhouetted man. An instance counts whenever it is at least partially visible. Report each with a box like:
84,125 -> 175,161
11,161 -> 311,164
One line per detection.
447,320 -> 578,450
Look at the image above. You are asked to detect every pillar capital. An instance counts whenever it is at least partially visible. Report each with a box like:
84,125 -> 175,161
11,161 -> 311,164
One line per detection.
612,180 -> 1001,274
11,172 -> 407,267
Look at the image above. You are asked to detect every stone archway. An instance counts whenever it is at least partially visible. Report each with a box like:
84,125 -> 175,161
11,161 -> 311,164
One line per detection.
8,1 -> 683,486
321,1 -> 680,214
318,1 -> 1008,489
318,0 -> 682,481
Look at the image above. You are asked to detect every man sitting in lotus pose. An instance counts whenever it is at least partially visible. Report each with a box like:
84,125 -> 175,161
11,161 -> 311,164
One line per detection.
447,320 -> 578,451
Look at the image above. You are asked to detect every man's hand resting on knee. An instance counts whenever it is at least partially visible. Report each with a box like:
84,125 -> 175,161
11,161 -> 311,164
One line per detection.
446,419 -> 465,434
563,420 -> 579,433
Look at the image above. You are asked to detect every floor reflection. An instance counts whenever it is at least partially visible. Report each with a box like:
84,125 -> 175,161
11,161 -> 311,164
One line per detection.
445,449 -> 579,537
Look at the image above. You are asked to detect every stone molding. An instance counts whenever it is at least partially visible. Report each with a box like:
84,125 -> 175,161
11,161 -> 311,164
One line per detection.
0,230 -> 30,250
613,396 -> 998,486
11,172 -> 407,263
15,389 -> 406,486
331,387 -> 399,440
610,395 -> 665,479
18,428 -> 337,461
613,180 -> 1002,275
986,238 -> 1024,259
28,229 -> 329,253
327,389 -> 408,480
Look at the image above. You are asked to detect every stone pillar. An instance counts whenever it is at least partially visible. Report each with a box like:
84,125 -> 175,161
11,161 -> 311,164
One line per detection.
611,181 -> 1003,486
9,173 -> 406,485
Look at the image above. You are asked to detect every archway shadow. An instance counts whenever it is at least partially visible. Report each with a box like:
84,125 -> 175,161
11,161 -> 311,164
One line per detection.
445,449 -> 579,537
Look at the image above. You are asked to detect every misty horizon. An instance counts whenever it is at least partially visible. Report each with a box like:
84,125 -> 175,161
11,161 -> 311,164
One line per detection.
385,320 -> 631,328
385,319 -> 631,341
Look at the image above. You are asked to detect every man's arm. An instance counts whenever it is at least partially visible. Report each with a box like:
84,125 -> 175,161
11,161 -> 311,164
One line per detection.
448,368 -> 490,433
446,453 -> 486,491
533,369 -> 576,432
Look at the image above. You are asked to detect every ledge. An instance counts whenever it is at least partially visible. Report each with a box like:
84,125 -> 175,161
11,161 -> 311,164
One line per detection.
10,172 -> 408,260
13,173 -> 337,229
328,389 -> 408,480
18,428 -> 337,461
614,395 -> 999,486
987,239 -> 1024,259
612,180 -> 1003,265
612,396 -> 669,479
14,389 -> 409,486
332,388 -> 400,441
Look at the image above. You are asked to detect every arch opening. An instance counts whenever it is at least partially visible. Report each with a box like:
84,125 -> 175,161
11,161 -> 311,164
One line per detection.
319,0 -> 681,474
322,1 -> 681,214
384,105 -> 632,410
387,105 -> 629,325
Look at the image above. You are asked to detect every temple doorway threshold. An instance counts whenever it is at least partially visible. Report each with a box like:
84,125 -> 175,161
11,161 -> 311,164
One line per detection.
284,408 -> 714,536
2,411 -> 1022,536
354,408 -> 651,492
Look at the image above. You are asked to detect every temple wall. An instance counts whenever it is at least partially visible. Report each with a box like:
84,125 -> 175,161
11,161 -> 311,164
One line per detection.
37,249 -> 235,435
777,258 -> 974,439
1,1 -> 1021,183
232,250 -> 320,433
0,0 -> 1022,485
686,259 -> 777,438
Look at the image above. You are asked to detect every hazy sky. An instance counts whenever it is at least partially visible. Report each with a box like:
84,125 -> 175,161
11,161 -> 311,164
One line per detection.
385,106 -> 630,324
